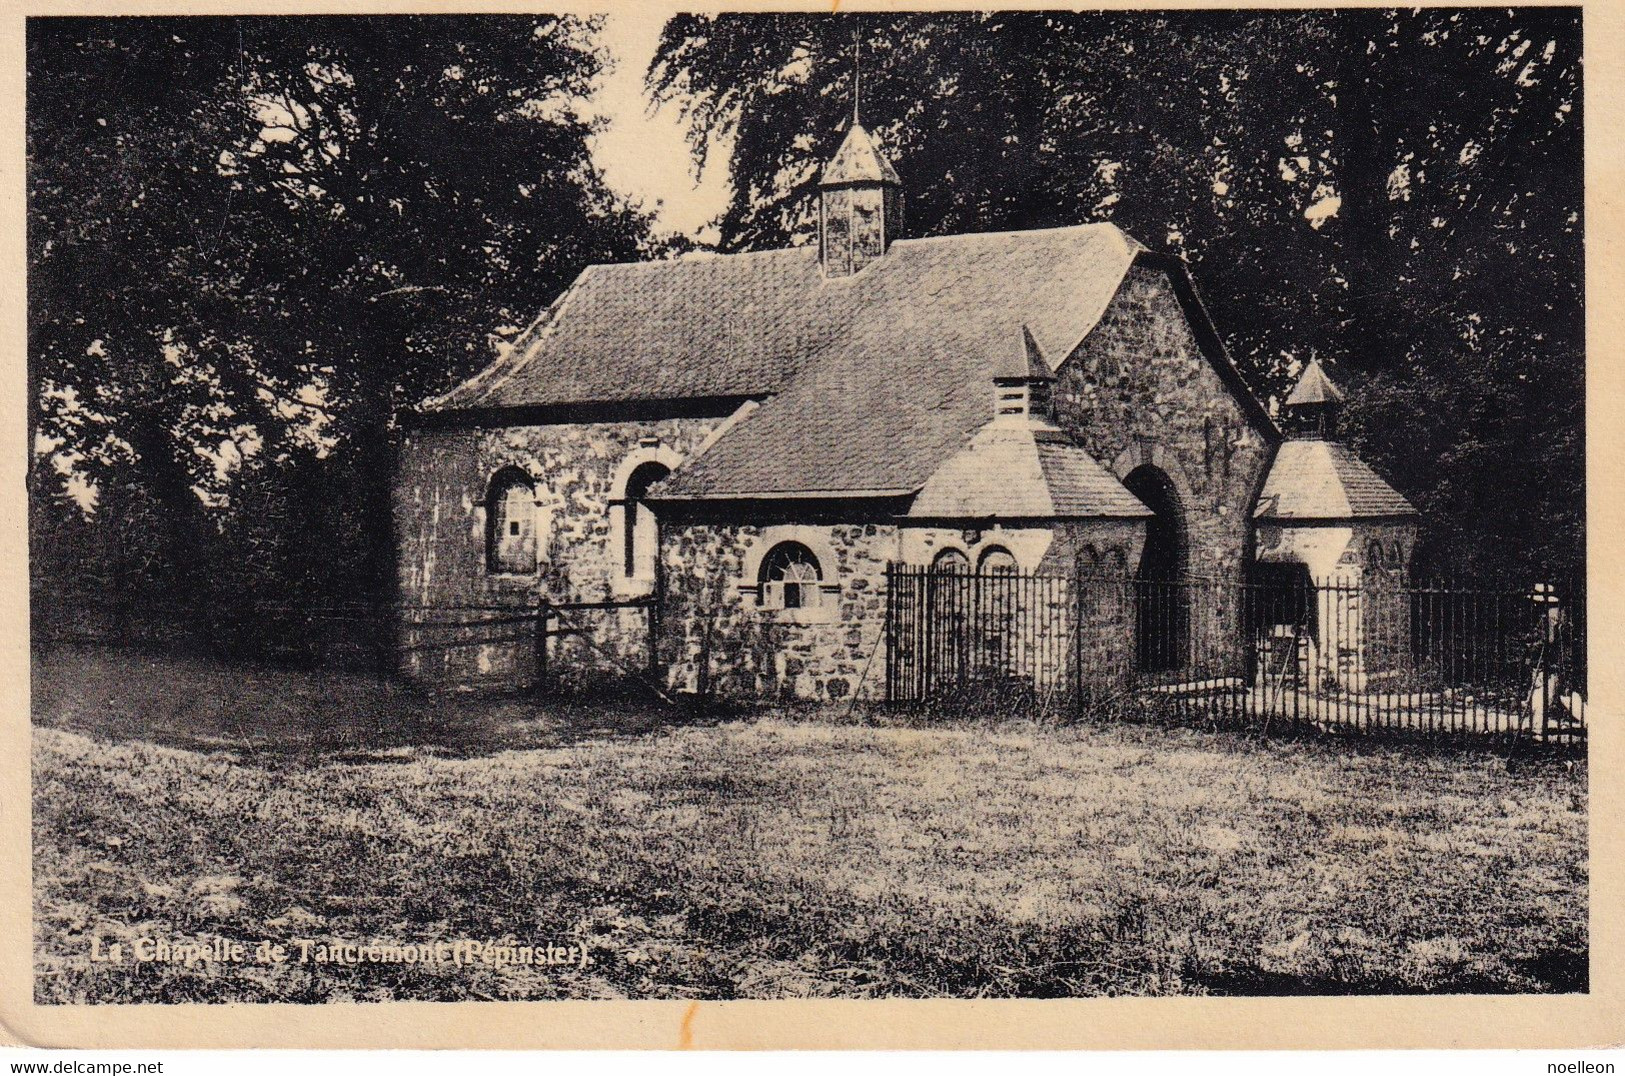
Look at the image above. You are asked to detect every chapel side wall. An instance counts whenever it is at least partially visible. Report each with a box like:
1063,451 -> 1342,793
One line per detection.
1253,520 -> 1419,689
1053,263 -> 1274,671
660,520 -> 897,702
393,416 -> 722,690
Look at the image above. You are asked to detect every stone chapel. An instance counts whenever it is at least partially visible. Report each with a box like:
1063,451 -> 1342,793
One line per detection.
394,117 -> 1417,700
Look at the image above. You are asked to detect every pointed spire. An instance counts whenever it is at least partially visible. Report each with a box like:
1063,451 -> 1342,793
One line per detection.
990,327 -> 1054,422
1284,357 -> 1344,407
852,27 -> 861,126
1282,358 -> 1345,439
818,109 -> 904,276
819,123 -> 903,187
1021,326 -> 1054,381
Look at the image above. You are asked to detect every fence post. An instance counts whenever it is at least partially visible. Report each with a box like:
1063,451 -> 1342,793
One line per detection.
534,595 -> 550,695
1073,561 -> 1086,719
648,525 -> 665,686
884,563 -> 896,706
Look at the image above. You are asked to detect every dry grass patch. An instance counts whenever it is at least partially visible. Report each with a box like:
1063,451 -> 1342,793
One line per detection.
32,647 -> 1586,1001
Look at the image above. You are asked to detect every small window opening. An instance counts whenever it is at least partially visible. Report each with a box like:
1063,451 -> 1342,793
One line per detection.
978,546 -> 1018,575
621,460 -> 671,580
997,384 -> 1029,415
758,542 -> 825,610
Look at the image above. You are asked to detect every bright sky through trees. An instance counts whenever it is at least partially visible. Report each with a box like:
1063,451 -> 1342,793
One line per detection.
588,10 -> 730,240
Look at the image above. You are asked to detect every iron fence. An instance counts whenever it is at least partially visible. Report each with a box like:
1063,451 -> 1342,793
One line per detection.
885,565 -> 1079,712
886,563 -> 1586,743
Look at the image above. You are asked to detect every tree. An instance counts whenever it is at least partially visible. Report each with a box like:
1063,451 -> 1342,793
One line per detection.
29,16 -> 652,655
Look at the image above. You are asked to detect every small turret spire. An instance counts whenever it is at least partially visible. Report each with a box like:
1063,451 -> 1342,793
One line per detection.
817,72 -> 905,277
1282,357 -> 1346,439
991,328 -> 1055,423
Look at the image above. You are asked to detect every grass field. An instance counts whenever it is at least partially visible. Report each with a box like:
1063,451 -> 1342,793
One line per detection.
32,645 -> 1588,1002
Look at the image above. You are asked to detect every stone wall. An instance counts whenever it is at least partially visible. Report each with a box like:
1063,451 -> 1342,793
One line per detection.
659,518 -> 899,702
887,520 -> 1146,704
397,416 -> 1156,703
1053,263 -> 1273,584
393,415 -> 725,689
1053,263 -> 1275,674
1342,520 -> 1421,685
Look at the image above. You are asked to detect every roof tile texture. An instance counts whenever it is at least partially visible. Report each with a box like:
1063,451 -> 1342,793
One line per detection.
654,225 -> 1143,497
907,421 -> 1152,519
1256,440 -> 1416,520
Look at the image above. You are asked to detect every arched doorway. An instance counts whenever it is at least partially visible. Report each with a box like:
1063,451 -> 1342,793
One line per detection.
1123,464 -> 1187,673
1246,561 -> 1316,687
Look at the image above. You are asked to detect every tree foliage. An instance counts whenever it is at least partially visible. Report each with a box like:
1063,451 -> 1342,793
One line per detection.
29,16 -> 650,658
653,9 -> 1583,583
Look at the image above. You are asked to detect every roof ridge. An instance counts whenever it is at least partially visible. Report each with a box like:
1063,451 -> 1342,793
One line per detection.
523,223 -> 1136,288
586,245 -> 814,273
890,220 -> 1134,250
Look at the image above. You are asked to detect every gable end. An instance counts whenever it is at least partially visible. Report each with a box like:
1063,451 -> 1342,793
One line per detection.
1125,252 -> 1278,441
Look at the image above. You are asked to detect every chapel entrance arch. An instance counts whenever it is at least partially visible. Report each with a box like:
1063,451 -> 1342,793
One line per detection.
1123,464 -> 1188,674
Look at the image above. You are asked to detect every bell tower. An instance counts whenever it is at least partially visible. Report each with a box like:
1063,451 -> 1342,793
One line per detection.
818,121 -> 904,277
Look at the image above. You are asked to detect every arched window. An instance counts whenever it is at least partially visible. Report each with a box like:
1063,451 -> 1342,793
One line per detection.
1367,540 -> 1386,568
977,546 -> 1018,575
758,541 -> 824,610
486,469 -> 536,574
974,546 -> 1020,674
621,461 -> 670,581
931,548 -> 970,573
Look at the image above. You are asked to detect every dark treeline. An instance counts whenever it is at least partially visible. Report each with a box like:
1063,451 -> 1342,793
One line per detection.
28,11 -> 1582,667
27,15 -> 651,664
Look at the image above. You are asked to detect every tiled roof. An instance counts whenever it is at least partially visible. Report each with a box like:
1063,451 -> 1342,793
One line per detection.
650,225 -> 1144,498
429,223 -> 1140,416
428,247 -> 831,410
1256,440 -> 1417,520
426,220 -> 1275,502
820,123 -> 902,186
907,421 -> 1152,520
1284,358 -> 1344,406
1034,430 -> 1152,517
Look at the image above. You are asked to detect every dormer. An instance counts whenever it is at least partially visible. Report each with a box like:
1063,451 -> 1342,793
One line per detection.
819,123 -> 904,277
992,327 -> 1056,423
